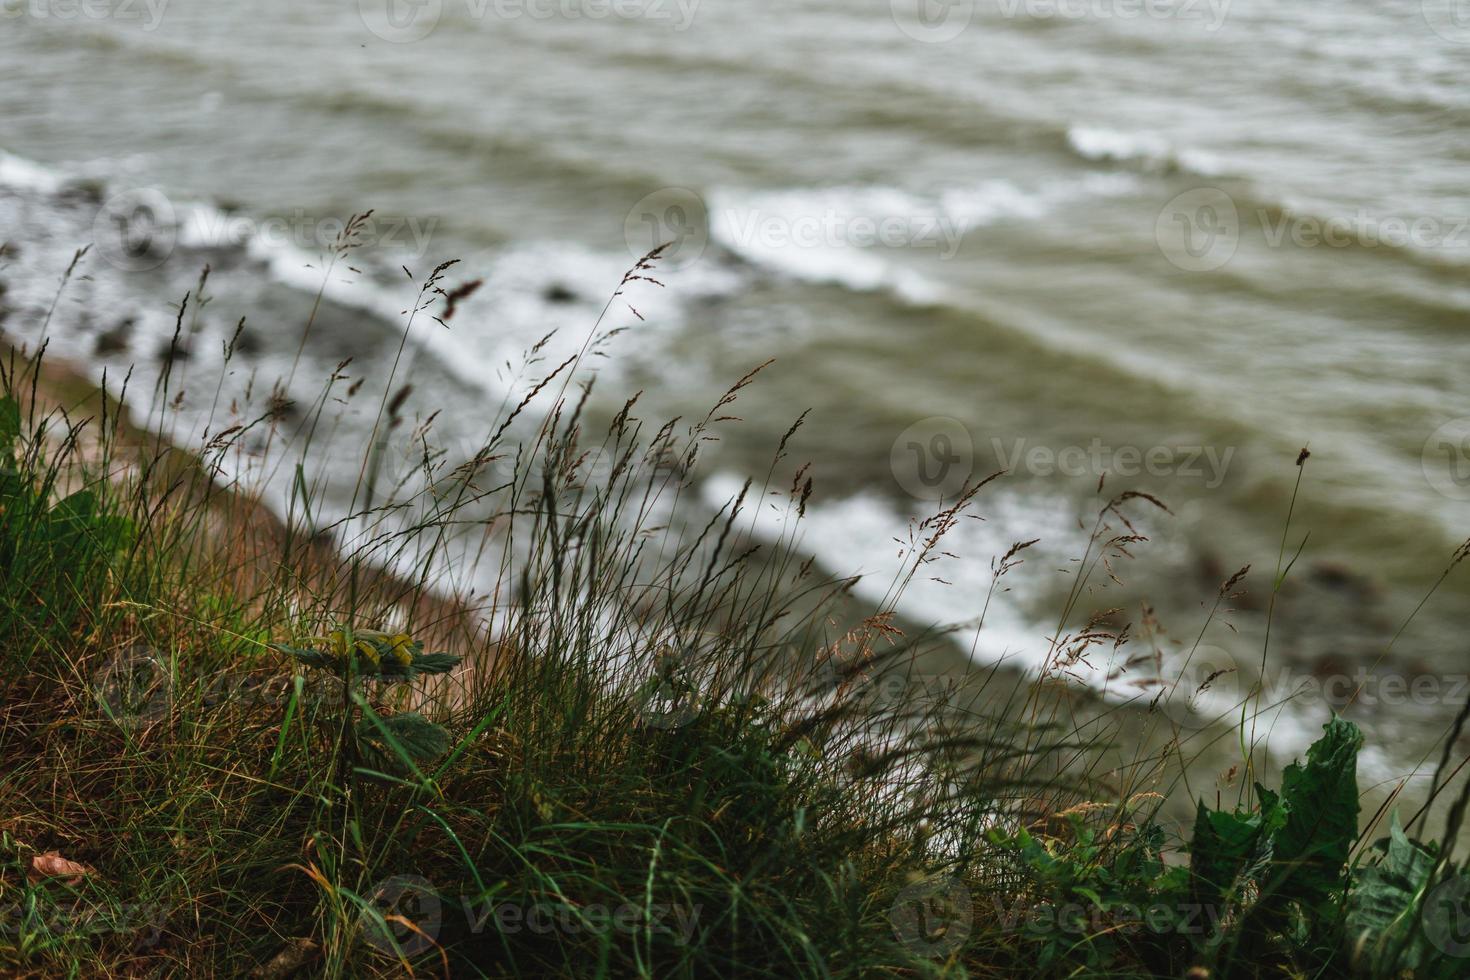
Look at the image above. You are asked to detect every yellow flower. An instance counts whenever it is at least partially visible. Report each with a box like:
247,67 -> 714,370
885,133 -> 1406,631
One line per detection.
387,633 -> 416,667
304,626 -> 419,671
354,638 -> 381,668
316,629 -> 352,661
311,628 -> 381,668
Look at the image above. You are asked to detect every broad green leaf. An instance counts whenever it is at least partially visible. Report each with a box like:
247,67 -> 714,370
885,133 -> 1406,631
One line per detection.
1269,715 -> 1362,910
1345,814 -> 1461,978
357,711 -> 451,763
1189,787 -> 1284,911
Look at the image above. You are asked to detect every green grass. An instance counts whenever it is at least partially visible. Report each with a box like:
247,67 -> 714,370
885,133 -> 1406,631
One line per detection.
2,242 -> 1470,978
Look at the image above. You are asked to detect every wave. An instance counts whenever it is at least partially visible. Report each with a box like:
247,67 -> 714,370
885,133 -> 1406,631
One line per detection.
705,173 -> 1142,304
1058,128 -> 1470,277
0,148 -> 750,401
1065,125 -> 1228,178
0,150 -> 69,196
292,91 -> 671,204
1248,195 -> 1470,272
376,239 -> 749,396
701,470 -> 1356,771
700,471 -> 1085,676
9,142 -> 1463,421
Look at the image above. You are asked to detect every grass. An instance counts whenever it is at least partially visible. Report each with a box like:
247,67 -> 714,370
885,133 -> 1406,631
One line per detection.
2,232 -> 1470,978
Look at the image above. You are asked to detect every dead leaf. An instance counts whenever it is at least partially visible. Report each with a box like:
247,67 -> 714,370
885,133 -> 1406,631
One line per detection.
249,937 -> 320,979
28,850 -> 95,886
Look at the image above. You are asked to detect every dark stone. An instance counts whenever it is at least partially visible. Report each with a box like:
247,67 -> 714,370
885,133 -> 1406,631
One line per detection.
157,338 -> 192,364
1310,560 -> 1382,601
95,317 -> 135,356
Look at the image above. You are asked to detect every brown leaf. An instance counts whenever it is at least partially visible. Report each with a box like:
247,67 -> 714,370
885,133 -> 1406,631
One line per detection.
249,938 -> 320,979
28,850 -> 95,886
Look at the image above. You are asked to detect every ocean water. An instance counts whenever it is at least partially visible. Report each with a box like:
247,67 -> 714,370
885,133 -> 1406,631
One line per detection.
2,0 -> 1468,787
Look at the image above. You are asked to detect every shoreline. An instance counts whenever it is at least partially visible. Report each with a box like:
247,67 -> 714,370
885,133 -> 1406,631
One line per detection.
2,328 -> 1453,843
1,339 -> 487,659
